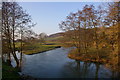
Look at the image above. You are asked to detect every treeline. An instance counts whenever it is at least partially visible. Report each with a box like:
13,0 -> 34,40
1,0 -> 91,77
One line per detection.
2,2 -> 35,69
59,2 -> 119,73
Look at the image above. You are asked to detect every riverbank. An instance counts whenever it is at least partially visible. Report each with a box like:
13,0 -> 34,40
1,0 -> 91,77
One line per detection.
2,62 -> 20,79
26,46 -> 61,55
16,42 -> 61,55
68,54 -> 108,64
2,62 -> 36,79
68,48 -> 109,64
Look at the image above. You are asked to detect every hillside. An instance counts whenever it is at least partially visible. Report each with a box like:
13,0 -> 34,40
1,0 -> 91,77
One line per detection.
46,32 -> 64,42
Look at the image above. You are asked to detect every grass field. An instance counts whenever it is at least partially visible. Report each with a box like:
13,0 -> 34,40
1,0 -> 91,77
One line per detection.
15,41 -> 61,55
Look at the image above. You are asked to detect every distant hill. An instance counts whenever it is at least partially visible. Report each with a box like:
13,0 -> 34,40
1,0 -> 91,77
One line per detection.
48,32 -> 64,38
46,32 -> 64,42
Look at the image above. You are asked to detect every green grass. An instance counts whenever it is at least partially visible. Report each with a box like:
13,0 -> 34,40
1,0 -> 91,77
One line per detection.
2,62 -> 20,79
46,36 -> 63,41
23,44 -> 60,55
15,42 -> 61,55
15,34 -> 63,55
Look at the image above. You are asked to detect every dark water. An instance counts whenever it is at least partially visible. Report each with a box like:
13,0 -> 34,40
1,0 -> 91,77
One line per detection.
11,47 -> 113,78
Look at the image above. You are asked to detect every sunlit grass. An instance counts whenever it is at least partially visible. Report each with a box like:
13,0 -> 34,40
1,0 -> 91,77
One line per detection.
68,47 -> 111,64
15,41 -> 61,55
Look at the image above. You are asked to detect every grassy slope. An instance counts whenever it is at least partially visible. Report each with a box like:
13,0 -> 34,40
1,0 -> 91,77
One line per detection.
2,62 -> 20,79
2,62 -> 36,79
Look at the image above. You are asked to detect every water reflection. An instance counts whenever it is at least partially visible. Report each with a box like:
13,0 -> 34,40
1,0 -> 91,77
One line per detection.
16,47 -> 113,78
61,60 -> 112,78
111,70 -> 119,78
95,63 -> 100,80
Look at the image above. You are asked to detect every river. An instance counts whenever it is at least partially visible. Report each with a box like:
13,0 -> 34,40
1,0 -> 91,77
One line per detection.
11,47 -> 114,78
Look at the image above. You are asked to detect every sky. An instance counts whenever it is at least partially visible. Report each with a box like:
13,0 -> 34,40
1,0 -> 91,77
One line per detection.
18,2 -> 107,35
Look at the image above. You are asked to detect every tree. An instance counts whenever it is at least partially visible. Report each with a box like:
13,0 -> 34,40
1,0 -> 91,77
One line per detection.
2,2 -> 35,69
2,2 -> 17,65
105,2 -> 119,75
59,12 -> 82,55
38,33 -> 47,44
59,5 -> 101,56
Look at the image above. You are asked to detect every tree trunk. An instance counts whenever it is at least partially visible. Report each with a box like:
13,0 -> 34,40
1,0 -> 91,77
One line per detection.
78,22 -> 81,55
12,4 -> 19,68
20,28 -> 23,70
94,27 -> 99,60
95,63 -> 100,80
96,41 -> 99,60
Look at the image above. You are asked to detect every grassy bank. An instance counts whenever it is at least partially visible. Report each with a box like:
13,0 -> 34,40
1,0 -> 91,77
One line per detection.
2,62 -> 36,79
2,62 -> 20,79
16,42 -> 61,55
23,44 -> 61,55
68,48 -> 110,64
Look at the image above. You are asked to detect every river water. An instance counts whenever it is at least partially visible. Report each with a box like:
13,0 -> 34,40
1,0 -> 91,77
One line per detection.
11,47 -> 113,78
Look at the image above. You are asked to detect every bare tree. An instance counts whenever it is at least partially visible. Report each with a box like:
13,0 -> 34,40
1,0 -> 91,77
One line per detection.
2,2 -> 35,69
39,33 -> 47,44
